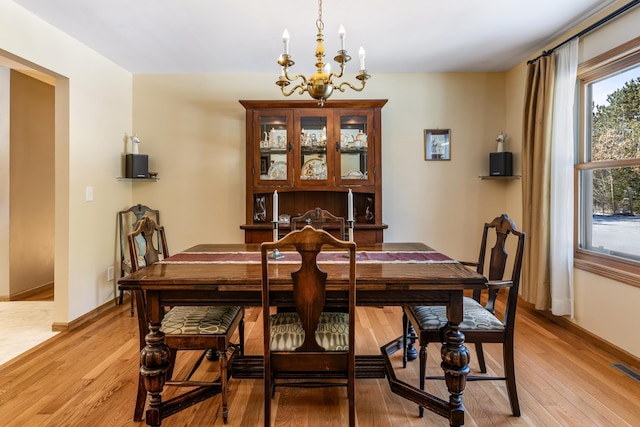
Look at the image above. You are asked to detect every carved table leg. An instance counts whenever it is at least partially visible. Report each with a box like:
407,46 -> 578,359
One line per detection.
441,292 -> 470,427
140,322 -> 170,426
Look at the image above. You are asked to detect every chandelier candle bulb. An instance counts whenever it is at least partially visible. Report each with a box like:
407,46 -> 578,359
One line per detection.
339,25 -> 346,51
348,189 -> 354,221
282,29 -> 290,55
359,47 -> 365,70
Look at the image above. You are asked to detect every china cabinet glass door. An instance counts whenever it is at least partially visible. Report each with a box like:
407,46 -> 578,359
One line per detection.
255,111 -> 292,186
297,111 -> 333,187
336,110 -> 373,185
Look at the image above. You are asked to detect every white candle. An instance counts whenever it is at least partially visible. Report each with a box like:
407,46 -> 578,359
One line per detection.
273,190 -> 279,241
273,190 -> 279,220
358,47 -> 365,70
282,29 -> 290,55
348,189 -> 354,221
338,25 -> 346,51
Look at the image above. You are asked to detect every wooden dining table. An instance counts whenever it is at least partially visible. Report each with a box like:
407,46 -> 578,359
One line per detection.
118,242 -> 487,427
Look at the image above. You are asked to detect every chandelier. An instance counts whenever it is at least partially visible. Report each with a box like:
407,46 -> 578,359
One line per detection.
276,0 -> 370,107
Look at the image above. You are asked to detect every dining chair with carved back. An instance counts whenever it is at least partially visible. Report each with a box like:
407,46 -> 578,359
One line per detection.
129,216 -> 244,424
402,213 -> 525,417
118,204 -> 161,315
261,225 -> 357,426
291,207 -> 347,241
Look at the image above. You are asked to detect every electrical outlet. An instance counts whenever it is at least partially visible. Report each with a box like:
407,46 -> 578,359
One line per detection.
107,266 -> 114,281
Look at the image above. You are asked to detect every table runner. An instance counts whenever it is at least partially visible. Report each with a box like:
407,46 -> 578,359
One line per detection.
161,251 -> 455,265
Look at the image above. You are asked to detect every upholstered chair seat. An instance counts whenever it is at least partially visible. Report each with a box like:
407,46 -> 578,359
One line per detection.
408,298 -> 505,332
161,306 -> 243,335
269,311 -> 349,352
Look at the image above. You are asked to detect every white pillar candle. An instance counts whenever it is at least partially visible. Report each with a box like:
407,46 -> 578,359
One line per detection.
348,189 -> 354,241
273,190 -> 279,241
273,190 -> 279,221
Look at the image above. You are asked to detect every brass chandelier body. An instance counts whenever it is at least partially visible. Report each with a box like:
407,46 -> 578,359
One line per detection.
276,0 -> 370,106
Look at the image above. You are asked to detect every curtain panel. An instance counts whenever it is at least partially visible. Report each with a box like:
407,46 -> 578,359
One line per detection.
549,39 -> 578,317
521,54 -> 555,310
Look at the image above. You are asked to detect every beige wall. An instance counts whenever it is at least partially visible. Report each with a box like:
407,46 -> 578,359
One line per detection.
9,70 -> 55,296
0,2 -> 133,322
132,73 -> 511,262
504,1 -> 640,357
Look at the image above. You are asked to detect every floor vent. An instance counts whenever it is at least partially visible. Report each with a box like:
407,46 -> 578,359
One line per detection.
611,363 -> 640,383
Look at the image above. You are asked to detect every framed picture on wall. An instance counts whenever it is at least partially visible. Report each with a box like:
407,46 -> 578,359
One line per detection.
424,129 -> 451,160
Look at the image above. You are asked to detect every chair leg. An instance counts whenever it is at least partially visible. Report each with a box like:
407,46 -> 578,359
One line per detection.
475,342 -> 487,373
130,291 -> 135,316
503,341 -> 521,416
133,373 -> 146,421
239,319 -> 245,357
402,311 -> 408,368
264,372 -> 271,427
167,349 -> 177,379
348,375 -> 355,427
418,343 -> 427,417
220,349 -> 229,424
118,289 -> 124,306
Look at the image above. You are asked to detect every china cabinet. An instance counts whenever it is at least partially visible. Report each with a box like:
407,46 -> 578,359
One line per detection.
240,99 -> 387,243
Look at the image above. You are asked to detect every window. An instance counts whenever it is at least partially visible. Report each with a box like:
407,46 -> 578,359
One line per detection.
576,45 -> 640,285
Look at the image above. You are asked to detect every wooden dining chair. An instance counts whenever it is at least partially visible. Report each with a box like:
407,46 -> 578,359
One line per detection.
291,207 -> 346,240
261,226 -> 357,427
118,204 -> 160,315
129,217 -> 244,424
402,214 -> 525,417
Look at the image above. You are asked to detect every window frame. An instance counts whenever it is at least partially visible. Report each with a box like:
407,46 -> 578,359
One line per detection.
575,38 -> 640,288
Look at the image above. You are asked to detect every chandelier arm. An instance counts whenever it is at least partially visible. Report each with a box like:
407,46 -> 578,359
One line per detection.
284,70 -> 308,87
334,79 -> 367,93
280,81 -> 309,97
330,61 -> 346,80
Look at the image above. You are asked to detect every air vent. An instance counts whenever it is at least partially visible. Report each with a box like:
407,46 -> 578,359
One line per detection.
611,363 -> 640,383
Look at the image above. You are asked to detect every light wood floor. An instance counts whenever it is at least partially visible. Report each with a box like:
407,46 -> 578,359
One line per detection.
0,294 -> 639,426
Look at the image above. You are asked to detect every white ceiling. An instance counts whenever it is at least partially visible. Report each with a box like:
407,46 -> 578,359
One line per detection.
11,0 -> 617,74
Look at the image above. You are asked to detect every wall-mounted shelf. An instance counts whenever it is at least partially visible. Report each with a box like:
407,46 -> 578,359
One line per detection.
116,177 -> 159,182
479,175 -> 521,180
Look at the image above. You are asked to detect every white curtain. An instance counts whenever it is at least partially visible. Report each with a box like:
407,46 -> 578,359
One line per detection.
550,38 -> 578,317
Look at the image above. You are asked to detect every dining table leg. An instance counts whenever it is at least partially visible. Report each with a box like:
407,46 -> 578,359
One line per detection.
442,292 -> 470,427
140,317 -> 170,425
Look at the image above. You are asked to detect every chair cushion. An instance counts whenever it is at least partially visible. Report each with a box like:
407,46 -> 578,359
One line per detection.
160,305 -> 242,335
410,297 -> 504,331
269,312 -> 349,351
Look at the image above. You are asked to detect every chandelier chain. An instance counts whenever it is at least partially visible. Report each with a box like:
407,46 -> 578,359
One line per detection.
316,0 -> 324,32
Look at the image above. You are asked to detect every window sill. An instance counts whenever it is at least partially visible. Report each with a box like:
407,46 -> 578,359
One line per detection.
574,250 -> 640,288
